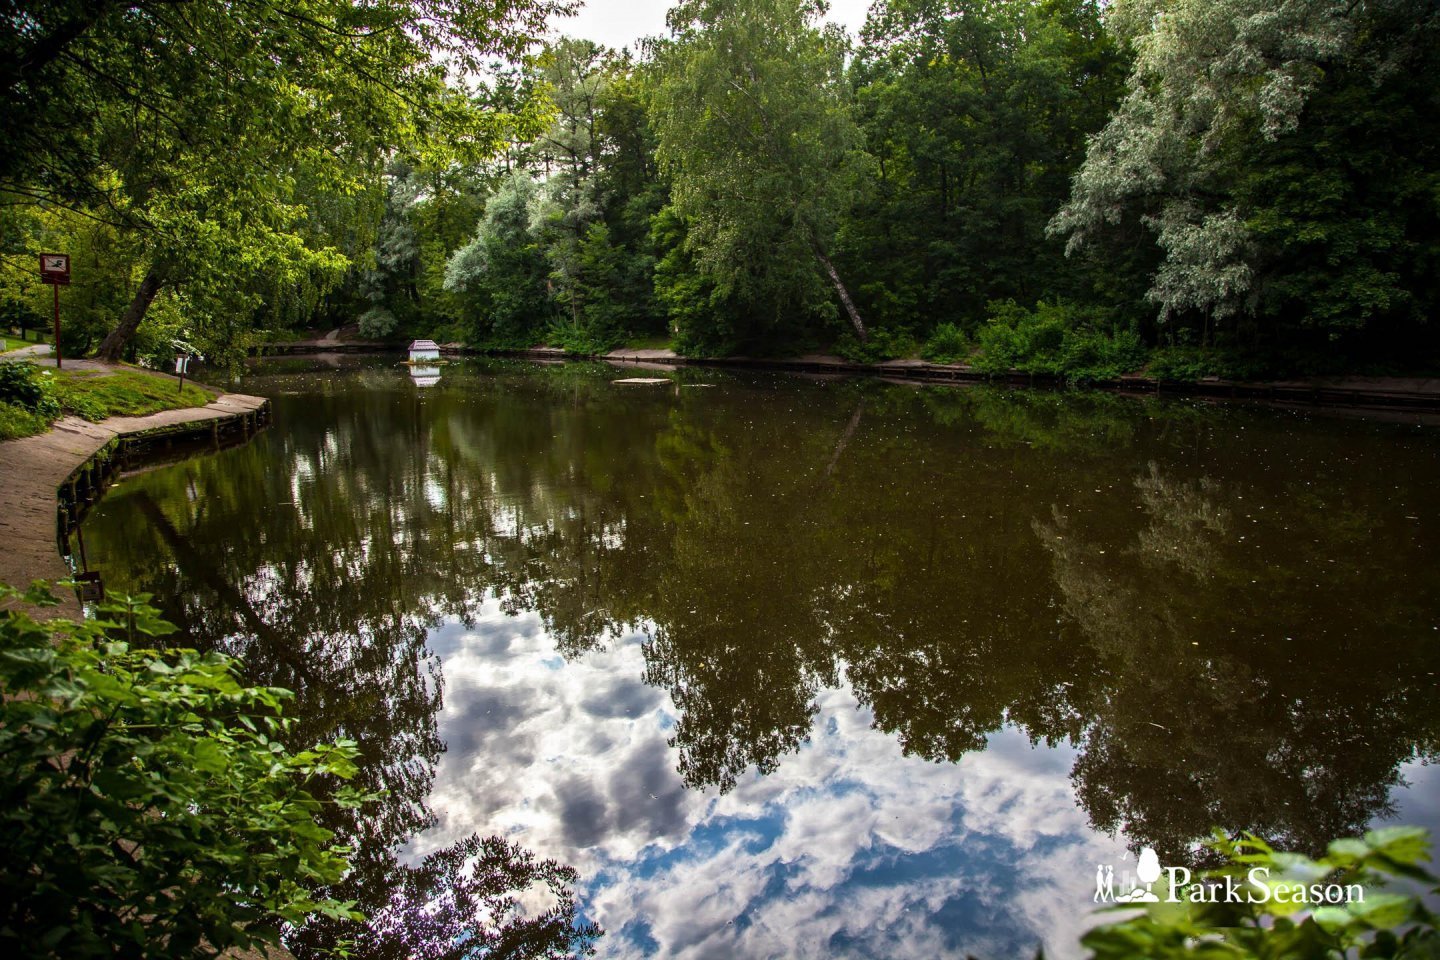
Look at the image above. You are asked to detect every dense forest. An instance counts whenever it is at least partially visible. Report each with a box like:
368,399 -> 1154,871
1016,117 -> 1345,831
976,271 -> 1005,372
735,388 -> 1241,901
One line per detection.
3,0 -> 1438,379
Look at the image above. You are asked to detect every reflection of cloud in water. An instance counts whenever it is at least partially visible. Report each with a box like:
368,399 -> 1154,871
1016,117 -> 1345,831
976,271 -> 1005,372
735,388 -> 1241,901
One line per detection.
414,603 -> 1133,959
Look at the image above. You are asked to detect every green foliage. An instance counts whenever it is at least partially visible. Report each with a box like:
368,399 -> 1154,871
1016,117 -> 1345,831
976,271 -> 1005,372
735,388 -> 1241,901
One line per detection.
0,360 -> 62,438
920,323 -> 972,364
974,300 -> 1145,383
445,173 -> 553,344
2,0 -> 567,362
1052,0 -> 1440,367
0,365 -> 210,440
1146,347 -> 1268,383
0,360 -> 61,418
847,0 -> 1127,337
1081,826 -> 1439,959
652,0 -> 870,349
359,306 -> 401,341
0,402 -> 54,440
0,583 -> 372,959
835,327 -> 920,363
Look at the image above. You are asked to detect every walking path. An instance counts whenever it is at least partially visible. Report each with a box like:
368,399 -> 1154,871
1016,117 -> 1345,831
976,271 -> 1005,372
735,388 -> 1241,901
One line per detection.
0,394 -> 268,618
2,342 -> 52,359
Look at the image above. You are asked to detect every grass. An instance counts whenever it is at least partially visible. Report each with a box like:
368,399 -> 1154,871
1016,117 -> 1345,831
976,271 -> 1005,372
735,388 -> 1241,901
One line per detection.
1,331 -> 49,352
620,333 -> 675,352
55,369 -> 213,420
0,402 -> 53,440
0,367 -> 212,441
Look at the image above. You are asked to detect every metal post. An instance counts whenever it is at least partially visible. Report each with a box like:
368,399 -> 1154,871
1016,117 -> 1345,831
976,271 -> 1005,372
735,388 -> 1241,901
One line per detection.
53,283 -> 61,370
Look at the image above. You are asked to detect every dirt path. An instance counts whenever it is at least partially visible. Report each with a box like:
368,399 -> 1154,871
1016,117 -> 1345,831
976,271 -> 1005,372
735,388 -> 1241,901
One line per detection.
0,394 -> 267,618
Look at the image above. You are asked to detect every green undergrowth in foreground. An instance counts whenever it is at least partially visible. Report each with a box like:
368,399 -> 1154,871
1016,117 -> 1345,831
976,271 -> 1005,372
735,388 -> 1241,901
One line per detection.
0,362 -> 211,440
0,583 -> 369,959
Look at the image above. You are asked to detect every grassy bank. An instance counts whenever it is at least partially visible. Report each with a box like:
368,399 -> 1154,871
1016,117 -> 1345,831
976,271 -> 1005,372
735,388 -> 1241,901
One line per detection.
0,363 -> 212,441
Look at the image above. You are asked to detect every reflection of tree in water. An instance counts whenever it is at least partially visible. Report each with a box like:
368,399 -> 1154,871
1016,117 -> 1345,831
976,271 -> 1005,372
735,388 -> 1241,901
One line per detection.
1133,461 -> 1230,580
634,386 -> 1439,864
643,438 -> 838,791
83,374 -> 615,958
1032,460 -> 1434,862
334,835 -> 600,960
82,361 -> 1440,938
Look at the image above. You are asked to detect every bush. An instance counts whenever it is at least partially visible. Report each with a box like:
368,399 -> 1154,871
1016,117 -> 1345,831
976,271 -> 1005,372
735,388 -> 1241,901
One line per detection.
545,319 -> 621,356
973,300 -> 1146,384
0,583 -> 371,959
1147,346 -> 1270,382
0,360 -> 61,418
920,322 -> 972,364
835,327 -> 921,363
358,305 -> 400,340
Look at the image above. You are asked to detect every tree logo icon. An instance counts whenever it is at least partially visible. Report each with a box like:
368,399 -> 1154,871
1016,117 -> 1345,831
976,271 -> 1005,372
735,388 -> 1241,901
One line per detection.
1094,847 -> 1163,903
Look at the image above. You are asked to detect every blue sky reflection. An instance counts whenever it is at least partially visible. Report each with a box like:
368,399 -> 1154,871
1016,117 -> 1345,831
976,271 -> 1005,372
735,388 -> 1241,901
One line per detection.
413,605 -> 1140,959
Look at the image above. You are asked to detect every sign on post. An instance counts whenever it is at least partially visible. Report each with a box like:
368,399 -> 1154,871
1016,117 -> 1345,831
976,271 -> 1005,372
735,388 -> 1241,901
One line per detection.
40,254 -> 70,368
40,253 -> 71,285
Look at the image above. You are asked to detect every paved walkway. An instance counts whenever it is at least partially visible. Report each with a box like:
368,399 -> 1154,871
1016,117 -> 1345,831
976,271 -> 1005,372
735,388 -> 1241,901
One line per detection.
1,343 -> 53,360
0,394 -> 267,618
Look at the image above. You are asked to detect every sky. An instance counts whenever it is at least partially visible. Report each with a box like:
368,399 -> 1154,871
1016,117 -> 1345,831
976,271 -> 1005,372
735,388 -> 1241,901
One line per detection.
411,605 -> 1137,960
550,0 -> 876,52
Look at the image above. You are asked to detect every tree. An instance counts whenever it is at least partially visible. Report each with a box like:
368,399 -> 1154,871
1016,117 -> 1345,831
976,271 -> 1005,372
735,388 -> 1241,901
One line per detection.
1048,0 -> 1440,363
1,0 -> 570,361
846,0 -> 1127,332
651,0 -> 870,350
444,172 -> 552,344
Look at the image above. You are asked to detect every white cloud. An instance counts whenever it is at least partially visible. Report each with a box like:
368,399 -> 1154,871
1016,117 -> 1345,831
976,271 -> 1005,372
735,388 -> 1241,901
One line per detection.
410,604 -> 1135,959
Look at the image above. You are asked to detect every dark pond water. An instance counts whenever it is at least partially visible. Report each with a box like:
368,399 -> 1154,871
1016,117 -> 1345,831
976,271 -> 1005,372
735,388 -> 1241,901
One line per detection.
76,357 -> 1440,959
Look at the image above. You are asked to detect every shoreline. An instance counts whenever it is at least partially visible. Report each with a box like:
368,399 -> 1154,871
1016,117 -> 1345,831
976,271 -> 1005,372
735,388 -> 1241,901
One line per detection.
0,394 -> 270,619
256,341 -> 1440,412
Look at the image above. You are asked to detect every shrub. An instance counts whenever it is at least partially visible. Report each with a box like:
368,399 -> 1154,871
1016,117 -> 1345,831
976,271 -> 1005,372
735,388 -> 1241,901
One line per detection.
358,305 -> 400,340
1147,346 -> 1271,382
0,360 -> 61,418
921,322 -> 972,364
973,300 -> 1146,384
0,401 -> 53,440
835,327 -> 921,363
545,319 -> 621,356
0,583 -> 371,959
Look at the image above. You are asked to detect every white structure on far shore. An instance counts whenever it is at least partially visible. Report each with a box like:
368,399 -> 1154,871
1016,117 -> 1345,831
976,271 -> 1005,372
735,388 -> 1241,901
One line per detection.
409,339 -> 440,363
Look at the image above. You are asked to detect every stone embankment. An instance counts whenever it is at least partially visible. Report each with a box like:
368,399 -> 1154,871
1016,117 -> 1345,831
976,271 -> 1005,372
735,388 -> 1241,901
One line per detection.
0,394 -> 270,618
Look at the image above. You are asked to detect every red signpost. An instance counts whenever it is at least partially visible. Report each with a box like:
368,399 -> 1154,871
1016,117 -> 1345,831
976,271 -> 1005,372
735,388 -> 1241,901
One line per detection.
39,253 -> 70,369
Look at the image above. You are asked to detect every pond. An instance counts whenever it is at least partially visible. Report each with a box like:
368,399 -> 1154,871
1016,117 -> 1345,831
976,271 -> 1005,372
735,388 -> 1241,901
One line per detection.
76,357 -> 1440,959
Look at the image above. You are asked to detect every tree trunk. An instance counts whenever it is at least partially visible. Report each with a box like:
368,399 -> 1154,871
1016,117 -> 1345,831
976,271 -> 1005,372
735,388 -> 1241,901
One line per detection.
7,0 -> 114,91
814,248 -> 866,342
825,400 -> 865,478
97,266 -> 165,362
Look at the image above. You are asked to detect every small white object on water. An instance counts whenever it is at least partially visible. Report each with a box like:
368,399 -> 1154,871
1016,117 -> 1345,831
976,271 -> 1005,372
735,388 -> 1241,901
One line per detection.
613,377 -> 671,384
408,339 -> 441,362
